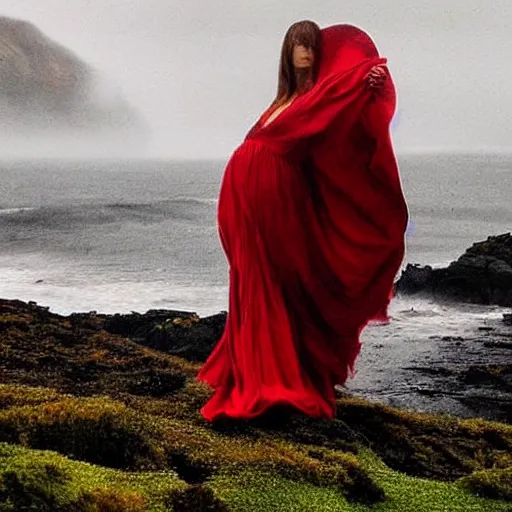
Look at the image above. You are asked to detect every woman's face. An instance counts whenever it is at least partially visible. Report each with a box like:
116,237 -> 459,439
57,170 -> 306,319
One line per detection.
292,44 -> 315,70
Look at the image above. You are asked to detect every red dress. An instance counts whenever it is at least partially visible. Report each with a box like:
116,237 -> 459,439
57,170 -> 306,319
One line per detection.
197,24 -> 408,421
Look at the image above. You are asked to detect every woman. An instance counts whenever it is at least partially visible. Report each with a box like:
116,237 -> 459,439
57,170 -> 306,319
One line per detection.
197,21 -> 408,421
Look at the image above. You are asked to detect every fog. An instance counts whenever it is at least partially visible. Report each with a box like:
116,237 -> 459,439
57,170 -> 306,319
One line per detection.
0,0 -> 510,159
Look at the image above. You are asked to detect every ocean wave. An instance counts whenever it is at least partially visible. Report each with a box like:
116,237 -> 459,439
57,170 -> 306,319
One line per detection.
168,196 -> 218,206
0,207 -> 37,216
0,196 -> 217,228
105,196 -> 218,209
411,204 -> 511,223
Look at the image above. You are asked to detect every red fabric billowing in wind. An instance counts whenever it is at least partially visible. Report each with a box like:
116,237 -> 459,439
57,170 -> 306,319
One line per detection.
197,24 -> 408,421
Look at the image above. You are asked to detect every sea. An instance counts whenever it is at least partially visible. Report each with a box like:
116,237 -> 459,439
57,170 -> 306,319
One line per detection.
1,152 -> 511,415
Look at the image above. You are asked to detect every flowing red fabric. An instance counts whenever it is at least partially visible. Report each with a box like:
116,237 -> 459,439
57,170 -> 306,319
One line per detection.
197,24 -> 408,421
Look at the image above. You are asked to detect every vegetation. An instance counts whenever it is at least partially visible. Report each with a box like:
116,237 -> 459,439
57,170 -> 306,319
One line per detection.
0,299 -> 510,511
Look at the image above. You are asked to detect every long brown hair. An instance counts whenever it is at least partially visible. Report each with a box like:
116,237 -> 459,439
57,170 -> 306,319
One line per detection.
273,20 -> 321,107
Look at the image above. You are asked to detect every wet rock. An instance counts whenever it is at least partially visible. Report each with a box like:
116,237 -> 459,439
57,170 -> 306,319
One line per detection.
461,365 -> 512,392
396,233 -> 512,306
404,366 -> 455,377
394,264 -> 443,295
483,340 -> 512,350
102,309 -> 193,339
103,310 -> 227,362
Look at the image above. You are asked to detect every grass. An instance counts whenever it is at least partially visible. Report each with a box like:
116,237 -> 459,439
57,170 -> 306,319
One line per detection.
0,442 -> 184,511
0,384 -> 510,511
459,467 -> 512,502
210,450 -> 512,512
0,443 -> 510,512
0,298 -> 511,511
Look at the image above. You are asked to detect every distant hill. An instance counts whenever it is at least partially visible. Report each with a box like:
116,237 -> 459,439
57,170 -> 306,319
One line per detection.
0,16 -> 147,157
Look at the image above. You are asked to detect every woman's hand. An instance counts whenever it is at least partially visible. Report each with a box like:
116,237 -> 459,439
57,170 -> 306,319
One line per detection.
365,65 -> 388,89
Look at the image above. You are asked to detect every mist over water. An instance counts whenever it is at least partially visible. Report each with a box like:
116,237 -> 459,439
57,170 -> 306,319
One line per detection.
0,14 -> 149,160
0,1 -> 510,159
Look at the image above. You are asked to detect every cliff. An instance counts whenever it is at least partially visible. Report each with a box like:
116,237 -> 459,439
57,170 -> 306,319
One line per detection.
0,16 -> 146,155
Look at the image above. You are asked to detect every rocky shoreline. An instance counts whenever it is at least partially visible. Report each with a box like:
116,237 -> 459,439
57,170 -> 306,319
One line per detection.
396,233 -> 512,306
0,298 -> 511,510
68,300 -> 512,425
0,234 -> 511,510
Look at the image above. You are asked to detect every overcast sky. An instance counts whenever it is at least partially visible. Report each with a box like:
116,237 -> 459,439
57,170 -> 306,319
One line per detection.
1,1 -> 510,158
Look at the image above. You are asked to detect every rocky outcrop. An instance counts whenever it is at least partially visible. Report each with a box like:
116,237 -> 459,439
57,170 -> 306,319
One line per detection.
396,233 -> 512,307
102,309 -> 227,362
0,16 -> 146,153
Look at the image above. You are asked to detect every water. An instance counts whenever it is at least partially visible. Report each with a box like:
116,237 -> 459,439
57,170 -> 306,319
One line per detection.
0,153 -> 510,417
0,159 -> 227,314
1,153 -> 510,315
0,153 -> 510,316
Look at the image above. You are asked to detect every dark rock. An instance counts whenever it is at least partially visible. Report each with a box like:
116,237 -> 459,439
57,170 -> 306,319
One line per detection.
483,341 -> 512,350
102,309 -> 193,339
461,365 -> 512,392
395,264 -> 440,295
103,310 -> 227,362
404,366 -> 455,377
396,233 -> 512,306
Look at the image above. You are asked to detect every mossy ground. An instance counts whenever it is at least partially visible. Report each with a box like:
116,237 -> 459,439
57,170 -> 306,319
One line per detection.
0,442 -> 184,511
0,299 -> 511,511
210,450 -> 512,512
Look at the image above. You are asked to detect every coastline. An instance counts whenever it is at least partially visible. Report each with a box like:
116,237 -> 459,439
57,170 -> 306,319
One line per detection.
0,230 -> 511,511
0,296 -> 510,510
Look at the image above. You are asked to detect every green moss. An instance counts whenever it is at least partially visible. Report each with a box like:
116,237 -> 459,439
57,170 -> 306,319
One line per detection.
209,451 -> 512,512
0,384 -> 65,409
1,443 -> 510,512
0,313 -> 33,331
0,398 -> 169,471
131,380 -> 211,422
458,467 -> 512,501
347,449 -> 512,512
0,393 -> 381,502
335,395 -> 512,480
0,442 -> 184,511
210,470 -> 352,512
0,305 -> 192,398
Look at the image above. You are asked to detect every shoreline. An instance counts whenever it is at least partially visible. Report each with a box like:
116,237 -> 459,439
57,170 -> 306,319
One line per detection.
0,296 -> 511,510
1,295 -> 510,425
